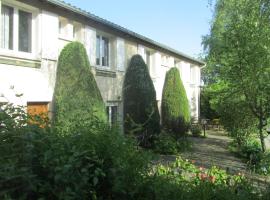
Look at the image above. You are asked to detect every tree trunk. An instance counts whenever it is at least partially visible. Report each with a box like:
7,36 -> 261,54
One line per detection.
259,117 -> 266,153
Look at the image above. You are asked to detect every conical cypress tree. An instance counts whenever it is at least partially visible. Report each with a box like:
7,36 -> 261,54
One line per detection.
161,67 -> 190,136
123,55 -> 160,146
54,42 -> 106,133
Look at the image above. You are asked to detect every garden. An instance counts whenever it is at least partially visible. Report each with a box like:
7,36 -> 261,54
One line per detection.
1,0 -> 270,199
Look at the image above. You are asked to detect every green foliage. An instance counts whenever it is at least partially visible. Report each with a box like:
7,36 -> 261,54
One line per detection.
0,104 -> 150,200
203,0 -> 270,152
190,124 -> 202,137
137,157 -> 261,200
1,104 -> 269,200
200,88 -> 219,120
208,83 -> 257,146
257,152 -> 270,175
153,133 -> 192,155
54,42 -> 106,134
123,54 -> 160,147
161,67 -> 190,137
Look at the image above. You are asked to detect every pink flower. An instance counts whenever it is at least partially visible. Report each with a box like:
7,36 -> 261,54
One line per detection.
199,173 -> 208,181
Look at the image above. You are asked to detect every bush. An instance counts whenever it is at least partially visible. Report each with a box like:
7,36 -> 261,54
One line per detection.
161,67 -> 190,137
1,104 -> 267,200
190,124 -> 202,137
54,42 -> 106,134
0,104 -> 150,200
123,55 -> 160,147
241,138 -> 262,166
136,157 -> 261,200
257,152 -> 270,175
153,133 -> 192,155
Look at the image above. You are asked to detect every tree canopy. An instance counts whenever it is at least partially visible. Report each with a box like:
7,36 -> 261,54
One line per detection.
203,0 -> 270,151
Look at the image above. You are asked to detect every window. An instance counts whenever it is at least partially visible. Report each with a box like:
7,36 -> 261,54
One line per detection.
19,10 -> 32,52
58,17 -> 68,37
1,5 -> 13,50
106,106 -> 117,126
1,4 -> 33,53
161,55 -> 169,67
72,22 -> 83,41
96,35 -> 109,67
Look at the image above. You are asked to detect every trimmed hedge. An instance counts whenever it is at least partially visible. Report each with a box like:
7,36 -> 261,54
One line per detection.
123,55 -> 160,147
161,67 -> 190,136
54,42 -> 106,133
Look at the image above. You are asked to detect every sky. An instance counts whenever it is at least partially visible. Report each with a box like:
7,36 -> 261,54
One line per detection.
63,0 -> 214,58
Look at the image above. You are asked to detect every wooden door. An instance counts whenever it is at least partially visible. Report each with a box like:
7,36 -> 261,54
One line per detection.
27,102 -> 49,126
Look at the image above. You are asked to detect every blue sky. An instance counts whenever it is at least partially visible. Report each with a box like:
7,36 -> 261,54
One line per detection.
63,0 -> 214,58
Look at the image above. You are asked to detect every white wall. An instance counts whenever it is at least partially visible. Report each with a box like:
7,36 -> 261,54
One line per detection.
0,0 -> 202,121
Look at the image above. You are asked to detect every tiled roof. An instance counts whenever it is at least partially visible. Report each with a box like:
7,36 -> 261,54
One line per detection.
46,0 -> 205,66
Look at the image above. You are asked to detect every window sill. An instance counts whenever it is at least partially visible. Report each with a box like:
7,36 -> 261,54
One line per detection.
95,68 -> 116,78
0,48 -> 40,61
0,55 -> 41,68
58,35 -> 74,42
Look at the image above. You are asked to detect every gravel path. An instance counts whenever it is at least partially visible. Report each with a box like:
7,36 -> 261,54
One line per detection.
158,130 -> 270,188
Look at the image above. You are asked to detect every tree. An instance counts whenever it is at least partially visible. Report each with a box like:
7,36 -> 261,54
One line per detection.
123,55 -> 160,147
54,42 -> 106,134
161,67 -> 190,137
203,0 -> 270,151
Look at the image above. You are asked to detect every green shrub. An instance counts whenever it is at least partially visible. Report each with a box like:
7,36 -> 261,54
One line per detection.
190,124 -> 202,137
136,157 -> 261,200
161,67 -> 190,137
257,152 -> 270,175
0,104 -> 150,200
153,133 -> 178,154
54,42 -> 106,134
1,104 -> 267,200
153,133 -> 192,155
123,54 -> 160,147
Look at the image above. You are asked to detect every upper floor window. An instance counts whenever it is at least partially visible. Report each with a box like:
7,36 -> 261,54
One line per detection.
161,55 -> 169,67
96,35 -> 109,67
58,17 -> 69,38
1,4 -> 32,53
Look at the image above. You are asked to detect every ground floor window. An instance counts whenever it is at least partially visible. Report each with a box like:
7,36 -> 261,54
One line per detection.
106,105 -> 117,126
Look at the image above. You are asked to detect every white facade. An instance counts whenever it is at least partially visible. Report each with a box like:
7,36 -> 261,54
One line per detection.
0,0 -> 203,124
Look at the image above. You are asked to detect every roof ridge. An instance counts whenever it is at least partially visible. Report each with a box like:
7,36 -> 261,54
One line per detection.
47,0 -> 204,65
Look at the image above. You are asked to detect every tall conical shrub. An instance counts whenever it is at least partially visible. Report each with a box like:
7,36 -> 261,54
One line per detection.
161,67 -> 190,136
123,55 -> 160,146
54,42 -> 106,133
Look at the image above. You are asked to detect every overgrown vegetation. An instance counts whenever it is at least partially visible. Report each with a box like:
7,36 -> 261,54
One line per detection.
54,42 -> 106,134
202,0 -> 270,152
123,54 -> 160,147
161,67 -> 190,137
1,103 -> 270,199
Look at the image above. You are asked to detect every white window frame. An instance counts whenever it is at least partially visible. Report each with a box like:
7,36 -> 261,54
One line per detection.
161,54 -> 169,67
0,0 -> 40,60
96,34 -> 110,68
106,104 -> 118,126
58,17 -> 83,42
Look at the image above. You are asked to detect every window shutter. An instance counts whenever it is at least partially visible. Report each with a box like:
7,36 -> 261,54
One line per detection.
117,37 -> 125,71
